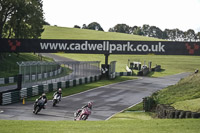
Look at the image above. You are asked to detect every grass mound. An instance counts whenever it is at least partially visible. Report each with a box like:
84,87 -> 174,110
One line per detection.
42,25 -> 162,41
149,73 -> 200,113
172,98 -> 200,113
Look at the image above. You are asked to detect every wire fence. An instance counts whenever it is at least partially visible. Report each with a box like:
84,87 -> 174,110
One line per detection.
17,61 -> 101,88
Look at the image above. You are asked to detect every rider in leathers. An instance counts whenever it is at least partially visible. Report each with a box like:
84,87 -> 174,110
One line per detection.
53,88 -> 62,101
33,93 -> 47,113
77,101 -> 93,120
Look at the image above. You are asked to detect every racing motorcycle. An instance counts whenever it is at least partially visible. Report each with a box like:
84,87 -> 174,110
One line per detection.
33,98 -> 45,114
52,94 -> 61,107
74,107 -> 91,121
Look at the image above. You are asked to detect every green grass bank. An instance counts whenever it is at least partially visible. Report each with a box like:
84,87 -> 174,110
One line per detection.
42,25 -> 163,41
55,54 -> 200,77
0,119 -> 199,133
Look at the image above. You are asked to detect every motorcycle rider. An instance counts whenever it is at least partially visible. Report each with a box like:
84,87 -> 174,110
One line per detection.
53,88 -> 62,101
82,101 -> 93,110
76,101 -> 93,120
33,93 -> 48,113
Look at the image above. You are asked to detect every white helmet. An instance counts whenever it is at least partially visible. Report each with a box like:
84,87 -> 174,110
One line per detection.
88,101 -> 93,108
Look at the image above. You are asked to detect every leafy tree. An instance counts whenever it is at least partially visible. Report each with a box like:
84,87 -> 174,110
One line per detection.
141,24 -> 150,36
74,25 -> 81,28
195,32 -> 200,41
162,30 -> 168,40
82,24 -> 87,29
108,27 -> 114,32
185,29 -> 195,41
173,29 -> 185,41
110,24 -> 130,34
108,23 -> 198,41
43,21 -> 50,25
0,0 -> 45,39
134,26 -> 143,35
130,26 -> 139,35
154,27 -> 164,39
163,29 -> 176,41
87,22 -> 104,31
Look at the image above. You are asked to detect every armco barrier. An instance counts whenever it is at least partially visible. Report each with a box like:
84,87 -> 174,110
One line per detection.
0,75 -> 101,105
0,75 -> 18,85
111,72 -> 132,79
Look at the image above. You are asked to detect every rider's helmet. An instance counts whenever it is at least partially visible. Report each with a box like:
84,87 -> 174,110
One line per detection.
58,88 -> 62,93
87,101 -> 93,108
42,93 -> 46,98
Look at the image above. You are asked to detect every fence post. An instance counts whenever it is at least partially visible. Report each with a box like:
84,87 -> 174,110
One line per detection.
143,97 -> 148,112
0,92 -> 2,105
17,74 -> 22,90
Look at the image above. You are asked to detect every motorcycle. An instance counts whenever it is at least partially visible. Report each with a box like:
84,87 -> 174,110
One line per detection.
33,98 -> 45,114
74,107 -> 91,121
52,94 -> 61,107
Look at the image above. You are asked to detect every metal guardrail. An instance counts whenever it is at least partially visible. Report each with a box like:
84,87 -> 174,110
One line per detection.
0,71 -> 133,105
1,75 -> 100,105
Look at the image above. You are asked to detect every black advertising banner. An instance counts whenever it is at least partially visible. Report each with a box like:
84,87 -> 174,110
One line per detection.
0,39 -> 200,55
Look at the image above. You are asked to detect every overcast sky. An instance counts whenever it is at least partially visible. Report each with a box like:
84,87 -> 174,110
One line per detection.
43,0 -> 200,32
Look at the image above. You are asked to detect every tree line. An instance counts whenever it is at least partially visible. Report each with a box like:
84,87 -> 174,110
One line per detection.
0,0 -> 45,39
75,22 -> 200,42
1,0 -> 199,42
0,0 -> 45,59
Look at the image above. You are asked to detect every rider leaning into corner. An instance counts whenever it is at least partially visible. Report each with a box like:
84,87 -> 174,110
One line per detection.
33,93 -> 48,113
53,88 -> 62,101
77,101 -> 93,119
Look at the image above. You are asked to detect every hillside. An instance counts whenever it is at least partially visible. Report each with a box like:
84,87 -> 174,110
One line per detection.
41,25 -> 163,41
152,73 -> 200,112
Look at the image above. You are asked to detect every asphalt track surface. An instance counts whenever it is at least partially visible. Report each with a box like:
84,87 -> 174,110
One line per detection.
0,72 -> 190,121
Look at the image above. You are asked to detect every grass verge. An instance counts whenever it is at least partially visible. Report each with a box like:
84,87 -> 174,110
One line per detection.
0,119 -> 199,133
152,73 -> 200,105
110,102 -> 156,120
172,98 -> 200,113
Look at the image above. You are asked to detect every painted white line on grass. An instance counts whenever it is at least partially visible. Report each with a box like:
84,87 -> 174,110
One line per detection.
105,100 -> 143,121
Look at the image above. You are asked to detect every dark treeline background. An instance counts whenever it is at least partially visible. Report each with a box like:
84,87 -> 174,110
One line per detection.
74,22 -> 200,42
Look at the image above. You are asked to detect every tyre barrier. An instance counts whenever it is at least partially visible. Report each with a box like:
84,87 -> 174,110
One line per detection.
0,75 -> 101,105
143,97 -> 156,112
137,67 -> 150,76
155,104 -> 200,119
151,65 -> 161,72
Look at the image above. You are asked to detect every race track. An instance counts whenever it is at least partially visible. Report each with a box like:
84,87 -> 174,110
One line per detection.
0,72 -> 189,121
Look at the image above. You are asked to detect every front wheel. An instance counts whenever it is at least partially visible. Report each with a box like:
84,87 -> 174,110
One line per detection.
81,115 -> 88,120
35,106 -> 41,114
53,99 -> 56,107
74,111 -> 81,121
